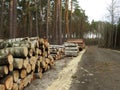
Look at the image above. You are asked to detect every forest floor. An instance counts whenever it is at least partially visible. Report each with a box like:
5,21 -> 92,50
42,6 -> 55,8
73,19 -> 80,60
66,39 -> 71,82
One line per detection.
25,46 -> 120,90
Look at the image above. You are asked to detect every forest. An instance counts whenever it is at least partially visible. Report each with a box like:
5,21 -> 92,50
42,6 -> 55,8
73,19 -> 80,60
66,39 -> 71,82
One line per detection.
0,0 -> 120,48
0,0 -> 89,45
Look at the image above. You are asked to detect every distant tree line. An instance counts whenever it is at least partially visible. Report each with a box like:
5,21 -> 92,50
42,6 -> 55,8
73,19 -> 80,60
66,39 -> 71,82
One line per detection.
86,0 -> 120,49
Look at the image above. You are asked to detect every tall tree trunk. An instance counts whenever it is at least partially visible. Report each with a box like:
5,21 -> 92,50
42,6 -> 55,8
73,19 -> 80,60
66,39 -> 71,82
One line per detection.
13,0 -> 17,38
39,0 -> 42,37
58,0 -> 62,44
54,0 -> 58,44
0,0 -> 5,38
70,0 -> 73,38
35,0 -> 39,36
46,0 -> 50,40
9,0 -> 14,39
65,0 -> 69,39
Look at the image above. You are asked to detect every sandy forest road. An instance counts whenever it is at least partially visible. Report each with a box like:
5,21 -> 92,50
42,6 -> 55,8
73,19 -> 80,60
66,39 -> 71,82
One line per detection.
70,46 -> 120,90
25,46 -> 120,90
25,49 -> 86,90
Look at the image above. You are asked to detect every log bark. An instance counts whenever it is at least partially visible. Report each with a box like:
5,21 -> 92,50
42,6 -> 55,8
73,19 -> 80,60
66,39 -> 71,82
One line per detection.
0,66 -> 8,78
30,37 -> 39,41
0,54 -> 13,65
12,70 -> 19,82
0,47 -> 28,58
0,75 -> 13,90
0,84 -> 5,90
13,58 -> 23,69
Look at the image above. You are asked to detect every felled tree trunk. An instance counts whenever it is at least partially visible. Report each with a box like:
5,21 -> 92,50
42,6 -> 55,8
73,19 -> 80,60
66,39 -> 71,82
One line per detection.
0,47 -> 28,58
0,75 -> 13,90
13,58 -> 23,69
20,69 -> 27,79
0,66 -> 8,78
12,70 -> 19,82
9,64 -> 13,72
0,84 -> 5,90
12,83 -> 18,90
0,54 -> 13,65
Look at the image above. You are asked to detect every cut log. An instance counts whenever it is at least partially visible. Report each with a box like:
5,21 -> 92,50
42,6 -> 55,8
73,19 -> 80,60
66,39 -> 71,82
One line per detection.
28,48 -> 33,57
9,64 -> 13,72
0,47 -> 28,58
0,54 -> 13,65
0,84 -> 5,90
31,64 -> 36,71
12,83 -> 18,90
38,49 -> 42,55
0,66 -> 8,78
20,69 -> 27,79
40,60 -> 46,69
30,37 -> 39,41
12,70 -> 19,82
26,63 -> 32,73
29,57 -> 37,65
13,58 -> 23,69
30,40 -> 39,49
0,75 -> 13,90
22,58 -> 29,69
33,48 -> 39,55
18,79 -> 24,90
38,38 -> 44,45
45,58 -> 50,64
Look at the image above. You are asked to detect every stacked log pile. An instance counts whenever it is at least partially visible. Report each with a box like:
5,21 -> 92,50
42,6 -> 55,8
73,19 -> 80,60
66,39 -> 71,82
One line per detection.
49,45 -> 65,60
0,37 -> 55,90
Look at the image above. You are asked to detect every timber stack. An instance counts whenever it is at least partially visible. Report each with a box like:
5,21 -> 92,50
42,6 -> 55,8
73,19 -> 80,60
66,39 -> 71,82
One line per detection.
49,45 -> 65,60
0,37 -> 55,90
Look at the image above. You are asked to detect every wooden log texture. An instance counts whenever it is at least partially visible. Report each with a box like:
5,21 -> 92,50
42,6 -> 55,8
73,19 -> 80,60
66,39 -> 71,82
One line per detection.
0,47 -> 28,58
28,48 -> 33,57
45,58 -> 50,65
0,54 -> 13,65
22,58 -> 29,69
26,63 -> 32,73
18,79 -> 24,90
40,60 -> 46,69
0,75 -> 13,90
20,69 -> 27,79
12,70 -> 19,83
29,57 -> 37,66
0,66 -> 8,78
13,58 -> 23,69
0,84 -> 5,90
9,64 -> 13,72
12,83 -> 18,90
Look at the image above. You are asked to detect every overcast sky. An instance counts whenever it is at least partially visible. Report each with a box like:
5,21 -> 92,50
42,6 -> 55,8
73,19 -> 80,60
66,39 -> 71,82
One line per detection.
78,0 -> 111,22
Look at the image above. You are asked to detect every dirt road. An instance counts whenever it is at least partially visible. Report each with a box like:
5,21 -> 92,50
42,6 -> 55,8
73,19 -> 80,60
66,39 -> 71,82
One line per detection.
25,46 -> 120,90
70,46 -> 120,90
